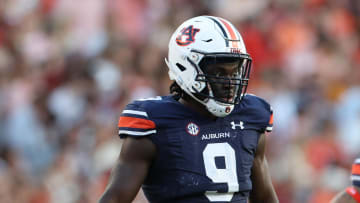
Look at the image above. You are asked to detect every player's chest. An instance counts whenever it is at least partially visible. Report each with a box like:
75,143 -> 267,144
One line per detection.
158,117 -> 260,161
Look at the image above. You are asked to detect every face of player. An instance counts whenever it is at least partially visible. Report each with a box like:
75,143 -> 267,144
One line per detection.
204,61 -> 241,104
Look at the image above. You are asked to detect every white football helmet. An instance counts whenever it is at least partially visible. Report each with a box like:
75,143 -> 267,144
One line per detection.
165,16 -> 252,117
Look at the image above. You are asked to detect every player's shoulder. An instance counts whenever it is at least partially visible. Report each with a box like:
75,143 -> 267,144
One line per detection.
232,93 -> 273,132
239,93 -> 272,113
118,96 -> 175,138
123,95 -> 186,123
125,95 -> 174,113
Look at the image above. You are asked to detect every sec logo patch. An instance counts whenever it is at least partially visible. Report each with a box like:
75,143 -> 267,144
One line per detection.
186,122 -> 200,136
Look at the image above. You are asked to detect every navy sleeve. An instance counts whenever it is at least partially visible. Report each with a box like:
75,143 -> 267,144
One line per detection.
241,94 -> 274,134
117,101 -> 157,138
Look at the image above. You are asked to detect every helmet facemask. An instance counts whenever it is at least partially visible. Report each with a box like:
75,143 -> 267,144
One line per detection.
190,50 -> 252,109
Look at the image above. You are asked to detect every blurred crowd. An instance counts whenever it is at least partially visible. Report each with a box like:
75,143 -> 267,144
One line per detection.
0,0 -> 359,202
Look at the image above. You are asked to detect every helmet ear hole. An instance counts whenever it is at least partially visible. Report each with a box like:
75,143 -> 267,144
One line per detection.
176,63 -> 186,72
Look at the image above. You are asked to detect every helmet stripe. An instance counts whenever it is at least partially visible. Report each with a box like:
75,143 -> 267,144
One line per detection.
207,16 -> 229,47
219,18 -> 239,48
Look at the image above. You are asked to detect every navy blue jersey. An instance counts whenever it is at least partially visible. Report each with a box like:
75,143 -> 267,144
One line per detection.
118,94 -> 273,203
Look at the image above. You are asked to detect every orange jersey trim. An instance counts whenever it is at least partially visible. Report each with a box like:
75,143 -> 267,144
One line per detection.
118,116 -> 156,129
346,187 -> 360,203
219,19 -> 239,48
353,164 -> 360,175
269,114 -> 274,125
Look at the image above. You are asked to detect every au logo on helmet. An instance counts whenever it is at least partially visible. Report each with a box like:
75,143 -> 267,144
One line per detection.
176,25 -> 200,46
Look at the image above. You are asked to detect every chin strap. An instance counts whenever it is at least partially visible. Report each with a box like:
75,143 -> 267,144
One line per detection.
346,187 -> 360,202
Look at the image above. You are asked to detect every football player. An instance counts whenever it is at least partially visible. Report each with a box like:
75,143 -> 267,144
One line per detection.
99,16 -> 278,203
331,158 -> 360,203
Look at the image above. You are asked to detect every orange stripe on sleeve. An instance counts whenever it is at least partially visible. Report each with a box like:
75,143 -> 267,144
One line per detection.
352,164 -> 360,175
269,114 -> 274,125
219,19 -> 238,48
118,116 -> 156,129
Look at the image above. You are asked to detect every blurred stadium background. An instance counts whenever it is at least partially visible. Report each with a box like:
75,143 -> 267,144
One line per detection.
0,0 -> 359,202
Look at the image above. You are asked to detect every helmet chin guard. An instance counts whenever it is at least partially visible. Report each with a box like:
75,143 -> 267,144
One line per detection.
166,16 -> 252,117
205,99 -> 234,117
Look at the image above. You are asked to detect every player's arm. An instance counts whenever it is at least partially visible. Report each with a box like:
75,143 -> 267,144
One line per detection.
98,136 -> 156,203
330,190 -> 356,203
249,133 -> 278,203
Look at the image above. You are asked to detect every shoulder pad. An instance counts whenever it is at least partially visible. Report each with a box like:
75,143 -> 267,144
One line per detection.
117,97 -> 162,138
237,94 -> 273,133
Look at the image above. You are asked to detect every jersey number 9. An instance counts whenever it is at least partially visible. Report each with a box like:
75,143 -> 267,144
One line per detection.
203,143 -> 239,202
